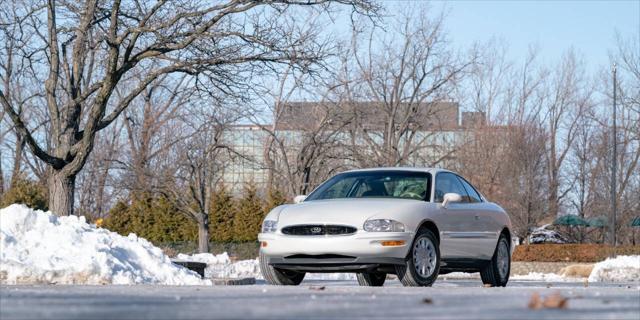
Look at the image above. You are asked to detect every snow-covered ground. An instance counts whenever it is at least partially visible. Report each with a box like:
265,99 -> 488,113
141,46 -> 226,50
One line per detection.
177,254 -> 640,283
176,252 -> 357,280
512,272 -> 581,282
0,205 -> 209,285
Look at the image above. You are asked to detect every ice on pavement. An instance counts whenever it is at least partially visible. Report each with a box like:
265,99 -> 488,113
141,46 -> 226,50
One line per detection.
588,255 -> 640,282
0,204 -> 210,285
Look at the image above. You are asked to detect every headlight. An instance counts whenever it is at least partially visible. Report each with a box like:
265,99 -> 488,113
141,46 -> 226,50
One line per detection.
261,220 -> 278,233
363,219 -> 405,232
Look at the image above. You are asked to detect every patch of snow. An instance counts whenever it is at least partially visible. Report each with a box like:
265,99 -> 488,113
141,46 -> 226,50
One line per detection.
588,255 -> 640,282
306,272 -> 356,280
511,272 -> 582,282
0,204 -> 209,285
438,272 -> 480,279
176,253 -> 261,279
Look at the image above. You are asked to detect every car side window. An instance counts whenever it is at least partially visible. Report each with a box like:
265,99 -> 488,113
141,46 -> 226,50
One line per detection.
456,176 -> 482,203
434,173 -> 470,203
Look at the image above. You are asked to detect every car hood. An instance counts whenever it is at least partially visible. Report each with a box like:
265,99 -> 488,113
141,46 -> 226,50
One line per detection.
276,198 -> 422,228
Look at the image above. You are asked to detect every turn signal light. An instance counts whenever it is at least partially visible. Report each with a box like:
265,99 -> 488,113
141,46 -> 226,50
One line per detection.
261,241 -> 268,247
380,240 -> 406,246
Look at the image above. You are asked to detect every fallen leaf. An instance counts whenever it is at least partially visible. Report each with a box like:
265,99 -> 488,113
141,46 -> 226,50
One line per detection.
309,286 -> 326,291
528,292 -> 542,309
542,292 -> 568,309
529,292 -> 569,310
423,298 -> 433,304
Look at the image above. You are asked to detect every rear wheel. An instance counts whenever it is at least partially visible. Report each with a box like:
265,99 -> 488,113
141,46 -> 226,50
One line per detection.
395,228 -> 440,287
356,272 -> 386,286
480,234 -> 510,287
259,252 -> 305,285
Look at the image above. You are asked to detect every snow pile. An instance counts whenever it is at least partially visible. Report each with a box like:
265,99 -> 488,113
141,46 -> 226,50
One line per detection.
176,253 -> 357,280
0,204 -> 210,285
588,255 -> 640,282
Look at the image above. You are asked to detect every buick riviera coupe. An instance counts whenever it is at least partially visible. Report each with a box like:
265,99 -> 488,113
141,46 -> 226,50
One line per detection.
258,168 -> 513,287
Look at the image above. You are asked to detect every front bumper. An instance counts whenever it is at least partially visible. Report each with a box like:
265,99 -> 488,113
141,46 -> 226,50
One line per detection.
258,231 -> 413,271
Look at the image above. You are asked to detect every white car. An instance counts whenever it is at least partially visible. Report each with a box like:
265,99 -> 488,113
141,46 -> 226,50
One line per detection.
258,168 -> 513,287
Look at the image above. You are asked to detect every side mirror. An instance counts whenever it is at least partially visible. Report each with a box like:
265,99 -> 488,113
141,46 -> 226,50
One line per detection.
293,195 -> 307,204
442,193 -> 462,209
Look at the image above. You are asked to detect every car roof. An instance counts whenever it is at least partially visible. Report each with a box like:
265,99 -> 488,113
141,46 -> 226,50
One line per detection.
343,167 -> 456,175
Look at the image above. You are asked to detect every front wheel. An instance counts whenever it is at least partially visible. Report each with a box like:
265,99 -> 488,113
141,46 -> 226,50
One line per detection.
356,272 -> 386,286
395,228 -> 440,287
259,252 -> 305,285
480,234 -> 510,287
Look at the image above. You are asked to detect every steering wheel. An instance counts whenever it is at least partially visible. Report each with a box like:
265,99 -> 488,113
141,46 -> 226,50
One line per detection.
400,191 -> 423,200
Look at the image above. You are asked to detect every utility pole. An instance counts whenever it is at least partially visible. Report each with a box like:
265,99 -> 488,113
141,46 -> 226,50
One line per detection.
610,64 -> 617,248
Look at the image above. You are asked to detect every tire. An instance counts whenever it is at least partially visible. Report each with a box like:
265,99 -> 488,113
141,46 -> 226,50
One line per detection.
356,272 -> 386,287
259,252 -> 305,285
480,234 -> 510,287
395,228 -> 440,287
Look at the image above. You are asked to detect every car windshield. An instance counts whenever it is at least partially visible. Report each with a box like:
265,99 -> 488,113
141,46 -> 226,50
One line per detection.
305,171 -> 431,201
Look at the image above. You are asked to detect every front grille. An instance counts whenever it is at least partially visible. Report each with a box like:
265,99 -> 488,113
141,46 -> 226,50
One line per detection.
281,225 -> 357,236
284,254 -> 356,260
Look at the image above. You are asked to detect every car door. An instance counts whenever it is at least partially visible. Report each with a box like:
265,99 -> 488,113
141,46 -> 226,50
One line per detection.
434,172 -> 484,259
455,175 -> 499,259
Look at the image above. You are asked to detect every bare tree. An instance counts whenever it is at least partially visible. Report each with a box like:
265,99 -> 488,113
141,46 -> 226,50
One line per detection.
0,2 -> 41,189
0,0 -> 377,216
122,75 -> 190,196
542,51 -> 593,218
250,66 -> 352,197
343,8 -> 475,167
157,101 -> 240,253
76,119 -> 124,219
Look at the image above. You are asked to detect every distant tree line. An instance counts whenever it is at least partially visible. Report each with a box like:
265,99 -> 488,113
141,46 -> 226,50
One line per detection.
102,186 -> 286,243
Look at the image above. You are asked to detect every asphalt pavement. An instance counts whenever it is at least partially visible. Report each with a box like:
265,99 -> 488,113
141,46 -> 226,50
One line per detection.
1,279 -> 639,320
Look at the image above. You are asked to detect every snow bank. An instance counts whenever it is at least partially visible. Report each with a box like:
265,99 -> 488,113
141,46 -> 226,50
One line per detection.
0,204 -> 209,285
588,255 -> 640,282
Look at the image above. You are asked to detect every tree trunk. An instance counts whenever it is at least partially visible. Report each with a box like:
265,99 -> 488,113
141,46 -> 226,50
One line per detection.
10,135 -> 25,187
0,150 -> 4,195
48,170 -> 76,215
197,212 -> 210,253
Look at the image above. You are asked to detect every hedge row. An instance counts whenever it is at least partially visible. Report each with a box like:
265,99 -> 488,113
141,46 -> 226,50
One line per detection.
513,244 -> 640,262
103,185 -> 287,244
